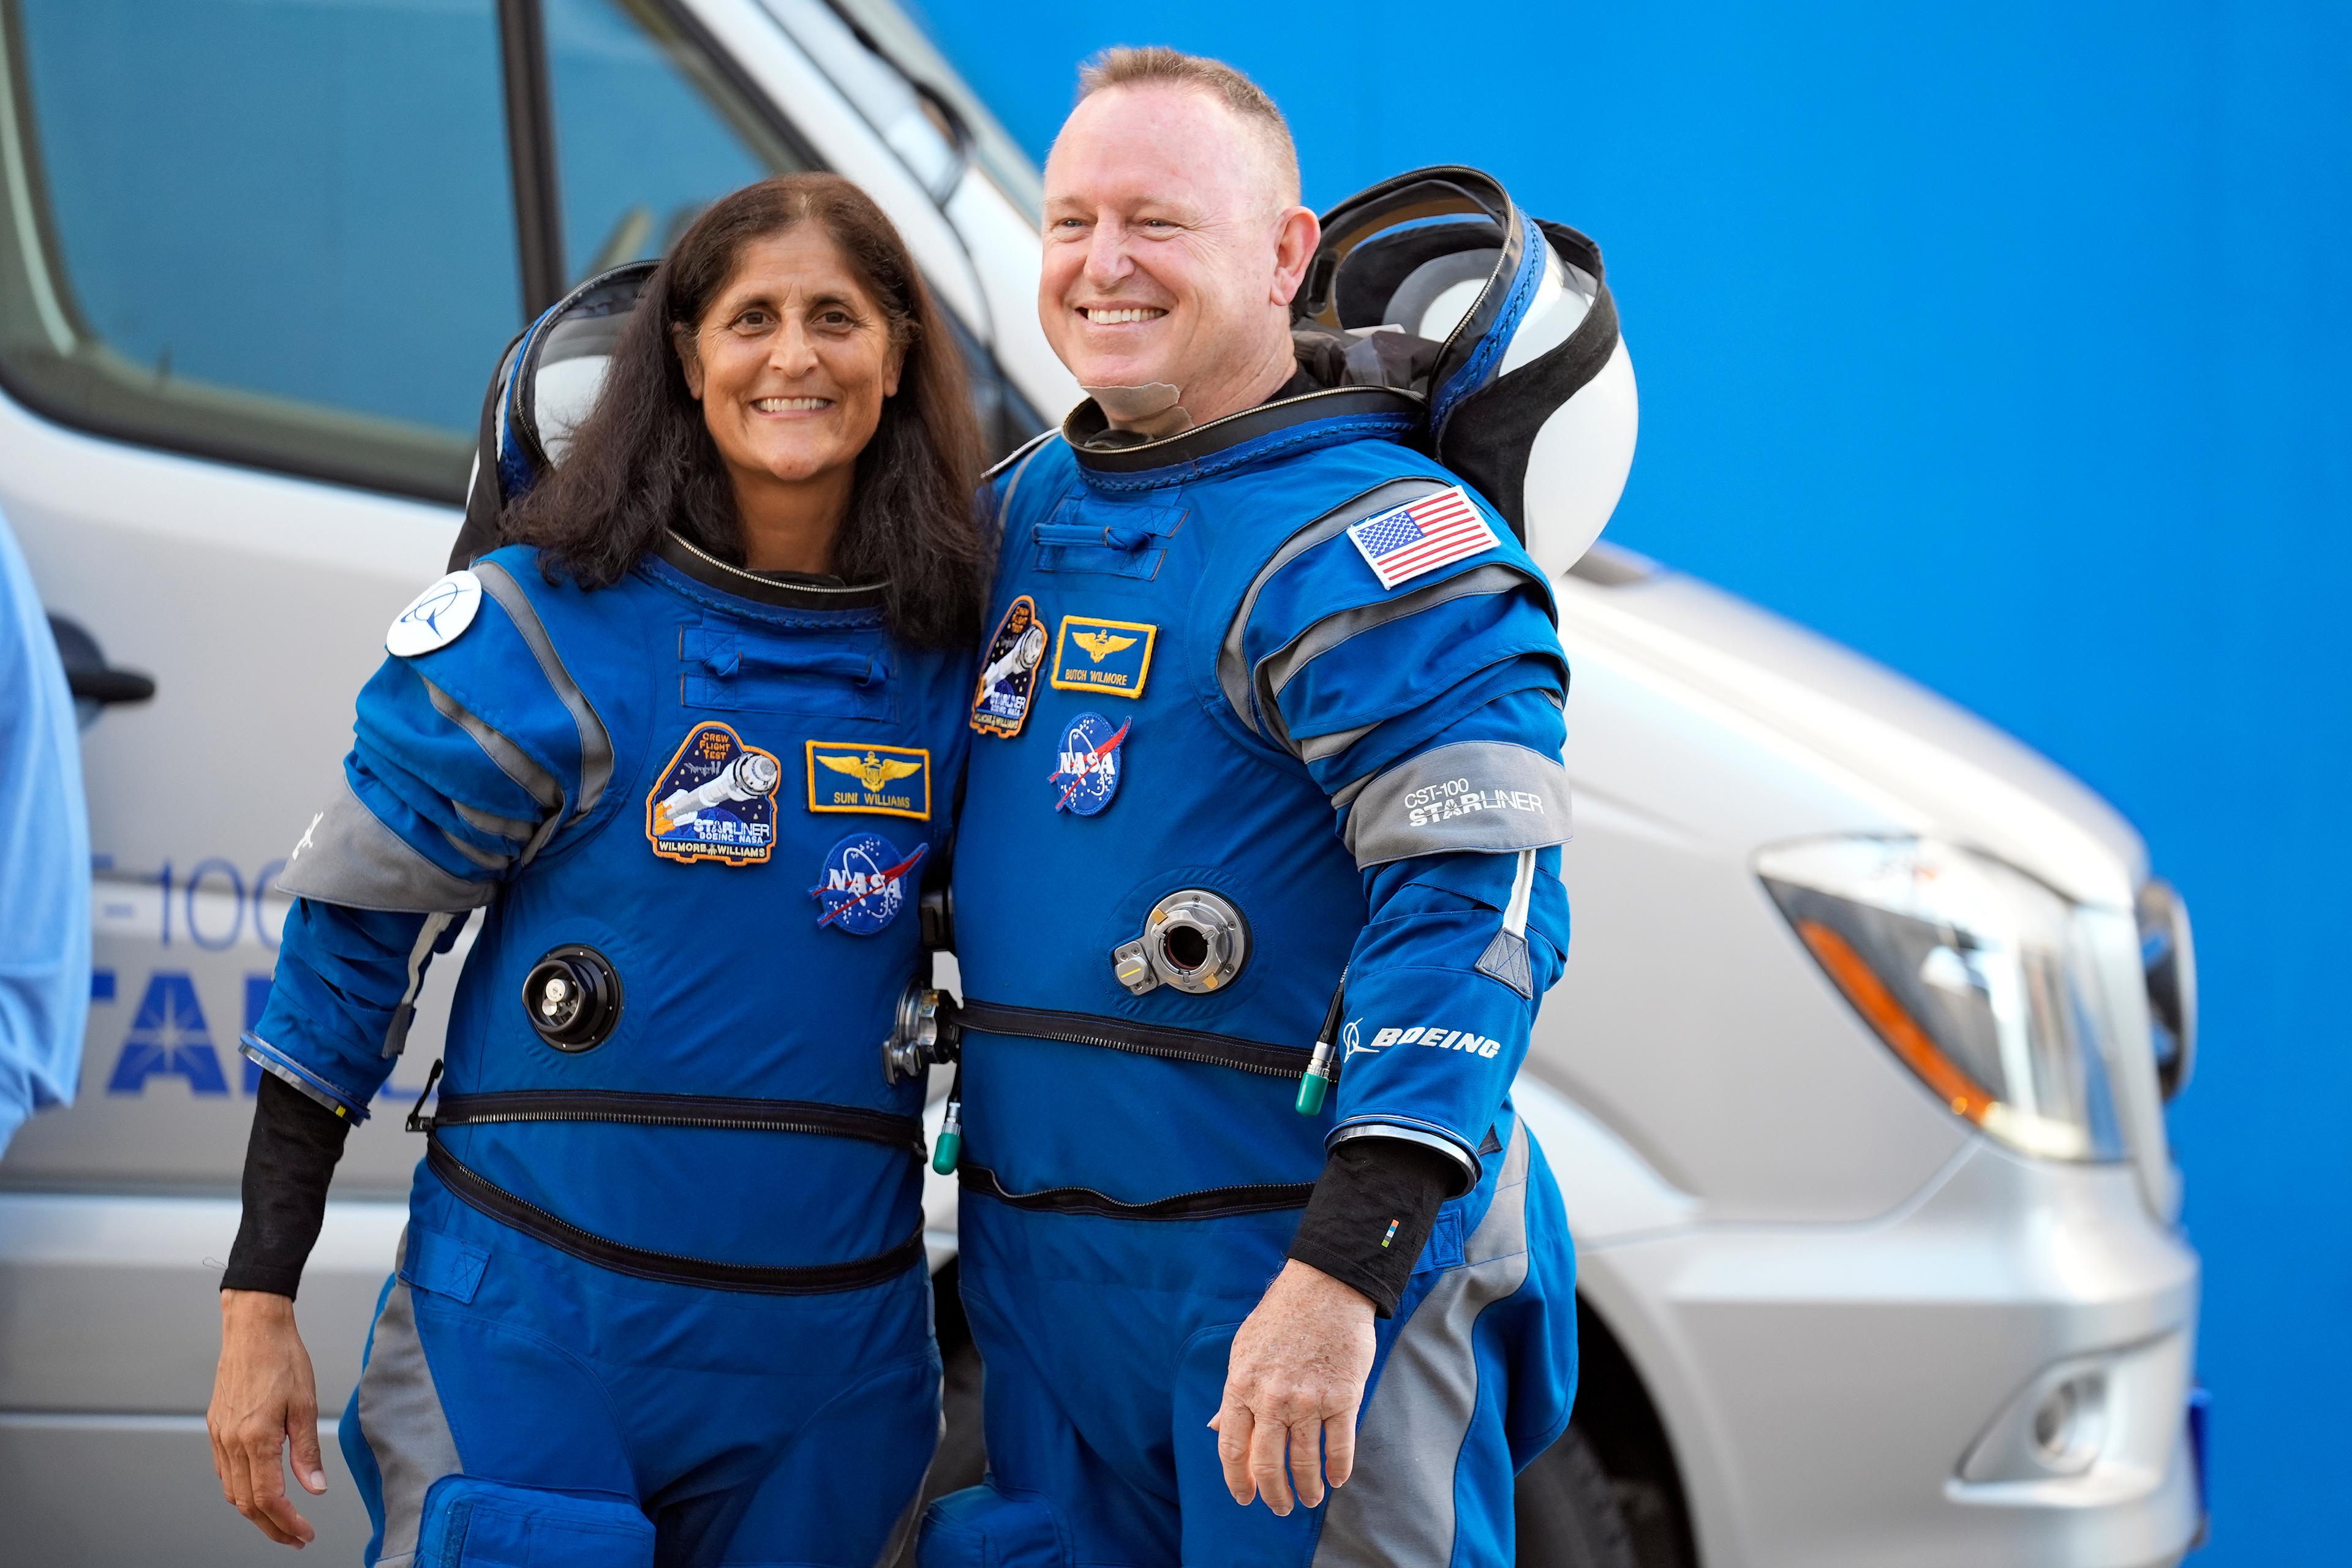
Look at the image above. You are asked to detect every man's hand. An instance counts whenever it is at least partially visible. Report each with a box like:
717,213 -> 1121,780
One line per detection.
208,1289 -> 328,1548
1209,1259 -> 1377,1515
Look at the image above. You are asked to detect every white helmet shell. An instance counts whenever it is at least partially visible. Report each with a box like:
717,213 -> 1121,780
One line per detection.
1298,168 -> 1638,577
453,260 -> 658,567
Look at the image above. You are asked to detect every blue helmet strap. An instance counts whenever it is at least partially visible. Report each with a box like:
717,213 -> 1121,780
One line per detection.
446,260 -> 660,571
450,331 -> 528,571
1436,222 -> 1621,540
1297,167 -> 1624,543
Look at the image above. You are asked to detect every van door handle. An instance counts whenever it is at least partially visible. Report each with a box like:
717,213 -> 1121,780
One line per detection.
67,664 -> 157,705
47,614 -> 156,712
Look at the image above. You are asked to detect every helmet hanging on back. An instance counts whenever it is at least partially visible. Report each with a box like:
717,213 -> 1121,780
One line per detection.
1295,166 -> 1637,576
450,260 -> 659,570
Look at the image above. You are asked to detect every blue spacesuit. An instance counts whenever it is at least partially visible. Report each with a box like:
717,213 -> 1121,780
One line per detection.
921,401 -> 1581,1565
916,164 -> 1626,1568
250,535 -> 968,1567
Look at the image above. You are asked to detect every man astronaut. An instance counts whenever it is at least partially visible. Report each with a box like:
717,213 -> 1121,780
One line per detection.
921,45 -> 1627,1568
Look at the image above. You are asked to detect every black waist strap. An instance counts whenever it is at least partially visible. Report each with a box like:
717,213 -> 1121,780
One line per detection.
959,1161 -> 1315,1222
425,1137 -> 925,1294
958,999 -> 1311,1080
426,1089 -> 922,1152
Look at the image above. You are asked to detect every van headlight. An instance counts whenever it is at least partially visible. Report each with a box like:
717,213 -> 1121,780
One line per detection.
2136,877 -> 2196,1101
1758,837 -> 2130,1162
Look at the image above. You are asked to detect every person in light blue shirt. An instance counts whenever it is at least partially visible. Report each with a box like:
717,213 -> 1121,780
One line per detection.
0,505 -> 89,1155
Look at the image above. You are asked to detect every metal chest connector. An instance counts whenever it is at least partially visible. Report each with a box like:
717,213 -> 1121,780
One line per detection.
1112,889 -> 1251,996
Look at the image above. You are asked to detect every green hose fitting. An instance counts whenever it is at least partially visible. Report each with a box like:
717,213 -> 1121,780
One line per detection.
932,1099 -> 963,1175
1295,1038 -> 1336,1117
1296,971 -> 1347,1117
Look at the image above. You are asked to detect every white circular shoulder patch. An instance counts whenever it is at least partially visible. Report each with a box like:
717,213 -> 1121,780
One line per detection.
385,570 -> 483,657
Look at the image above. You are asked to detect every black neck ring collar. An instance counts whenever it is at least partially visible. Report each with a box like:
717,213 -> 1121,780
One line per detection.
1063,385 -> 1422,481
654,530 -> 888,611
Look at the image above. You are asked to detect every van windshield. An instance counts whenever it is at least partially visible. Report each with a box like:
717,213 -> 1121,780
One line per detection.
823,0 -> 1042,220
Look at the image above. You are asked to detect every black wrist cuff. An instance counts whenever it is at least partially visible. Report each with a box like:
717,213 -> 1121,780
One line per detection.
1287,1138 -> 1459,1317
221,1074 -> 354,1300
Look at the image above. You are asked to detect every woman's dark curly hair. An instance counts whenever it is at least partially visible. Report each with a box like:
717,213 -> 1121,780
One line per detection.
512,173 -> 990,647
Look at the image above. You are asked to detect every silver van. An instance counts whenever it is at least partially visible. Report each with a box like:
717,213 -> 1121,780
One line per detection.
0,2 -> 2203,1564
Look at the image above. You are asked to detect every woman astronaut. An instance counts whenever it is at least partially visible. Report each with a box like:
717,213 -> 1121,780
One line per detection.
205,175 -> 990,1567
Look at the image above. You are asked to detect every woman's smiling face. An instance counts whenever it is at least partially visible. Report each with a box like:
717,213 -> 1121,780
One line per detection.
677,225 -> 902,497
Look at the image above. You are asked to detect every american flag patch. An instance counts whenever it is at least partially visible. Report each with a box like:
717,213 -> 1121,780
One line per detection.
1344,486 -> 1499,589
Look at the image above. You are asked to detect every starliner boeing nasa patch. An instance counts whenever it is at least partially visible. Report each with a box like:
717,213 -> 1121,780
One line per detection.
971,595 -> 1046,738
1047,711 -> 1128,816
385,570 -> 482,657
1049,614 -> 1156,699
1345,485 -> 1499,589
810,832 -> 927,935
805,741 -> 931,820
646,722 -> 782,865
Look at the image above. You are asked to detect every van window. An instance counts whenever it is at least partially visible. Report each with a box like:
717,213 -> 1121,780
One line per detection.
539,0 -> 1044,461
545,0 -> 810,285
0,0 -> 524,500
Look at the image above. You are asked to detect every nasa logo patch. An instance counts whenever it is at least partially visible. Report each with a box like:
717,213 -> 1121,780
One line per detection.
385,570 -> 482,657
810,832 -> 927,935
646,722 -> 782,865
971,595 -> 1046,738
1047,710 -> 1128,816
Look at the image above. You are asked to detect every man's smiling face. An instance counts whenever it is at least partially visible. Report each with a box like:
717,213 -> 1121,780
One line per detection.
1039,84 -> 1314,424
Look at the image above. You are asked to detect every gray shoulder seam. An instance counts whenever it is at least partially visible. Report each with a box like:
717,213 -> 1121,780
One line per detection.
1215,476 -> 1455,739
419,676 -> 562,813
983,425 -> 1060,482
438,826 -> 510,873
470,559 -> 614,821
1254,562 -> 1541,757
453,797 -> 538,844
990,432 -> 1060,540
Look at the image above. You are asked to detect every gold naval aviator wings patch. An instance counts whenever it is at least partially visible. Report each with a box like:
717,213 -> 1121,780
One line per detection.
805,740 -> 932,820
1050,614 -> 1157,699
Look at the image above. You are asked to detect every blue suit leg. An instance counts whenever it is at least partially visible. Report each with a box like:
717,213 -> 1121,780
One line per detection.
343,1238 -> 638,1567
341,1272 -> 399,1565
714,1347 -> 941,1566
1169,1321 -> 1327,1566
1305,1115 -> 1572,1568
345,1180 -> 940,1568
930,1123 -> 1575,1568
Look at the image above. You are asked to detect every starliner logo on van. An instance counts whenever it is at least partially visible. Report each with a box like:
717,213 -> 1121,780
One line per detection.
1358,1024 -> 1504,1060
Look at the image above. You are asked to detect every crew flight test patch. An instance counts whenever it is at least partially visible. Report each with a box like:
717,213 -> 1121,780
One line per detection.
971,595 -> 1046,737
1049,615 -> 1156,699
646,722 -> 782,865
805,741 -> 931,820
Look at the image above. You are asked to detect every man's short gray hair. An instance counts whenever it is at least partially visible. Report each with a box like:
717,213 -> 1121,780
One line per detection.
1076,46 -> 1302,207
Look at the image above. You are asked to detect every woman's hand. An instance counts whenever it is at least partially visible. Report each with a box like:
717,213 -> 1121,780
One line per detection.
208,1289 -> 330,1547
